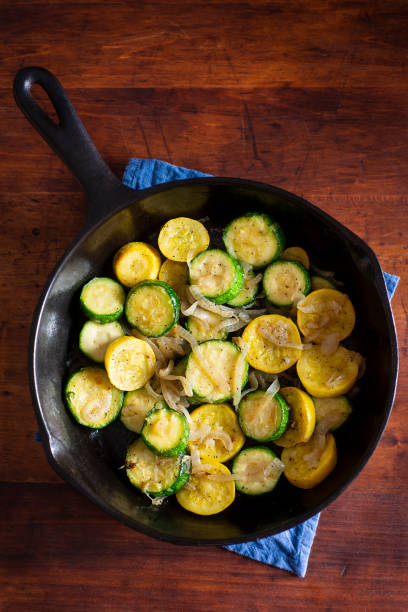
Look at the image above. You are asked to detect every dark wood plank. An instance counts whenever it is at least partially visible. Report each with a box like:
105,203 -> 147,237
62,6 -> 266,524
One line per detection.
1,0 -> 407,609
1,482 -> 407,611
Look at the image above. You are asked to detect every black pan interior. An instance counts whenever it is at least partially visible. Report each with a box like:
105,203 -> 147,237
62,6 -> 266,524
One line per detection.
32,178 -> 397,544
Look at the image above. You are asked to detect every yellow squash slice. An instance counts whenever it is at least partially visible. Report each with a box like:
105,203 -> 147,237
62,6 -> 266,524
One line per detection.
274,387 -> 315,447
105,336 -> 156,391
158,217 -> 210,262
297,288 -> 355,343
189,403 -> 245,463
242,314 -> 302,374
113,242 -> 161,287
158,259 -> 189,293
280,246 -> 310,269
296,344 -> 360,398
176,459 -> 235,515
281,432 -> 337,489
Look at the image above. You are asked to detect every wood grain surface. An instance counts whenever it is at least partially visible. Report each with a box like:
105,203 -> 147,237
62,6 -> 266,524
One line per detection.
1,1 -> 407,610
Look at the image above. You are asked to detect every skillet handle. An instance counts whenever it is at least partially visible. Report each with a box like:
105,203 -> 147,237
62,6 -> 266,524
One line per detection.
13,66 -> 136,222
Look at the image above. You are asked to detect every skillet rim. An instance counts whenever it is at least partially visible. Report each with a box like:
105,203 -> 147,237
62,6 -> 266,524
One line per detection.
29,175 -> 399,545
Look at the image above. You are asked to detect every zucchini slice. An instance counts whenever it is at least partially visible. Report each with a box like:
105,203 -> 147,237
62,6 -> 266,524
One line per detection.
223,212 -> 285,268
185,340 -> 248,404
280,246 -> 310,269
120,389 -> 164,433
126,438 -> 190,497
263,260 -> 310,307
242,314 -> 302,374
105,336 -> 156,391
189,249 -> 244,304
227,268 -> 261,307
158,217 -> 210,262
141,404 -> 189,457
79,320 -> 123,363
297,288 -> 355,343
176,459 -> 235,515
125,280 -> 180,337
113,241 -> 161,288
313,395 -> 352,431
185,310 -> 229,342
238,390 -> 288,442
310,275 -> 336,291
65,366 -> 123,429
80,277 -> 125,323
296,344 -> 360,398
232,446 -> 284,495
282,432 -> 337,489
188,403 -> 245,463
158,259 -> 189,294
274,387 -> 316,447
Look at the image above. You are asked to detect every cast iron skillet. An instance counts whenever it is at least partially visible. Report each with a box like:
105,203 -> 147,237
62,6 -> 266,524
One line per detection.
14,66 -> 398,545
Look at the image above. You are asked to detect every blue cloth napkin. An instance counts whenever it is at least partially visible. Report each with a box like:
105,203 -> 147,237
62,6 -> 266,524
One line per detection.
123,157 -> 399,577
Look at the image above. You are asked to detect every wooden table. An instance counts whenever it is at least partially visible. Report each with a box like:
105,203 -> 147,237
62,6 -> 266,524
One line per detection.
1,1 -> 407,609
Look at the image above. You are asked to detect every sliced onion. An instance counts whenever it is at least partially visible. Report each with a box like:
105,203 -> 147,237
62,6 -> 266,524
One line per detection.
145,382 -> 163,399
189,285 -> 237,317
161,374 -> 193,397
232,340 -> 248,408
173,324 -> 199,349
205,472 -> 240,482
155,335 -> 189,359
303,431 -> 327,467
297,302 -> 317,314
326,372 -> 345,388
159,360 -> 174,377
240,369 -> 260,399
247,272 -> 263,288
316,414 -> 338,435
292,292 -> 307,307
240,261 -> 253,274
190,422 -> 212,443
265,375 -> 280,398
259,324 -> 304,351
190,448 -> 213,474
131,329 -> 166,363
234,457 -> 285,483
320,333 -> 340,356
181,301 -> 200,316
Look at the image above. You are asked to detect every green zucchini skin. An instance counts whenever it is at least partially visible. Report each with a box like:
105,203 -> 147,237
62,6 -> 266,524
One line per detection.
189,249 -> 244,304
223,212 -> 285,268
126,438 -> 191,497
311,275 -> 336,291
232,446 -> 283,495
141,404 -> 190,457
263,260 -> 311,307
185,339 -> 249,404
227,268 -> 260,307
80,277 -> 125,323
65,366 -> 124,429
313,395 -> 352,431
238,390 -> 288,442
125,280 -> 180,337
79,320 -> 123,363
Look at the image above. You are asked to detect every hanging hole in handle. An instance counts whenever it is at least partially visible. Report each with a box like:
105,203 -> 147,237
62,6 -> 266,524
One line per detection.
31,83 -> 60,125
